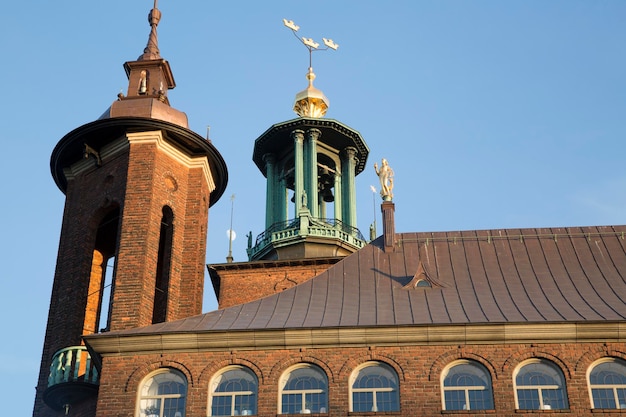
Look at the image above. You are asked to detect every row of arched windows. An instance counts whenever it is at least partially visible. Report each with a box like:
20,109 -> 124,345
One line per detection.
136,357 -> 626,416
444,357 -> 626,411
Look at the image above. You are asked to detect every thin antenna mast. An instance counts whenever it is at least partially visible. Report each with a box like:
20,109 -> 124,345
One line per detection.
226,194 -> 235,263
370,185 -> 377,241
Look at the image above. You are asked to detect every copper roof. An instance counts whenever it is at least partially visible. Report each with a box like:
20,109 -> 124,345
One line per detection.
108,225 -> 626,336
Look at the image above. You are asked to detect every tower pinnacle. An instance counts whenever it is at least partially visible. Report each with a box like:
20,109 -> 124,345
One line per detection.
139,0 -> 162,60
104,1 -> 187,126
293,67 -> 329,118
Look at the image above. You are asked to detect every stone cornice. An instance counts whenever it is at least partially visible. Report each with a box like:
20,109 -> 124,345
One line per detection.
85,321 -> 626,356
252,117 -> 369,177
50,117 -> 228,206
126,130 -> 215,193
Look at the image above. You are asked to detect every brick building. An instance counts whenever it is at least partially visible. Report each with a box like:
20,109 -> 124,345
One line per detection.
35,4 -> 626,417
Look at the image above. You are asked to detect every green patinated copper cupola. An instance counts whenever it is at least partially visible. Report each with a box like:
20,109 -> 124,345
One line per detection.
247,20 -> 369,261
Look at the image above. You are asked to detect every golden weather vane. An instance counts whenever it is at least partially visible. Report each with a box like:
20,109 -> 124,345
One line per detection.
283,19 -> 339,118
282,19 -> 339,69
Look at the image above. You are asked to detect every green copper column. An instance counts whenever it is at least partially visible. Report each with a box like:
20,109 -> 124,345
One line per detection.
278,172 -> 287,224
341,147 -> 358,228
292,129 -> 305,214
263,153 -> 276,229
305,128 -> 321,218
334,170 -> 342,222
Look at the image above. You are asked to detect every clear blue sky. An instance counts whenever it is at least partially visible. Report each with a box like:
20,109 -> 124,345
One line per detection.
1,1 -> 624,414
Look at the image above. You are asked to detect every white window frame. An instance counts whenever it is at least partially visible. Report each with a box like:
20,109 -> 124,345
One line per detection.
440,360 -> 493,411
349,361 -> 400,413
587,357 -> 626,409
136,368 -> 187,417
208,365 -> 258,416
278,364 -> 328,414
514,359 -> 568,410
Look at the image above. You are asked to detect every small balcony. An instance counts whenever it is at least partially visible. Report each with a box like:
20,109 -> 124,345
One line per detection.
248,215 -> 366,261
43,346 -> 99,411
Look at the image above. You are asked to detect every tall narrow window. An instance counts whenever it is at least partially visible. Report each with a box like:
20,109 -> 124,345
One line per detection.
137,368 -> 187,417
515,359 -> 568,410
279,364 -> 328,414
153,206 -> 174,324
441,360 -> 493,411
588,358 -> 626,409
209,366 -> 258,416
84,208 -> 119,334
350,362 -> 400,413
98,255 -> 116,332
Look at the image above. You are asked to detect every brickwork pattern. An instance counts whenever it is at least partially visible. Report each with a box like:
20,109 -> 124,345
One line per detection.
33,149 -> 131,417
215,262 -> 338,309
111,139 -> 209,330
94,342 -> 626,417
35,132 -> 213,417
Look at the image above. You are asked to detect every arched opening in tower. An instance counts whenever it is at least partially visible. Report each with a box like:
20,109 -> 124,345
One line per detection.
152,206 -> 174,324
84,207 -> 120,334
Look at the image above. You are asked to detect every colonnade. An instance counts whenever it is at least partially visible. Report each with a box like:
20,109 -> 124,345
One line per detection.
263,128 -> 358,231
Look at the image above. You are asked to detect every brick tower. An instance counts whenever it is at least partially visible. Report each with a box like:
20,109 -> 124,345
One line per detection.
33,4 -> 227,416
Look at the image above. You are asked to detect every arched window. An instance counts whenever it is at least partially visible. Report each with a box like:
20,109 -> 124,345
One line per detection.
209,366 -> 258,416
279,364 -> 328,414
588,358 -> 626,409
441,360 -> 493,411
85,207 -> 120,334
137,369 -> 187,417
349,361 -> 400,412
514,359 -> 568,410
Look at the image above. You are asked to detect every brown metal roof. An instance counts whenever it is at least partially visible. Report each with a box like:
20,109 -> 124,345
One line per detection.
112,225 -> 626,336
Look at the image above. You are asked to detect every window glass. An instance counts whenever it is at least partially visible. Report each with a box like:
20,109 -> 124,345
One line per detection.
515,360 -> 568,410
279,364 -> 328,414
589,359 -> 626,409
138,369 -> 186,417
210,366 -> 257,416
350,362 -> 399,412
442,361 -> 493,410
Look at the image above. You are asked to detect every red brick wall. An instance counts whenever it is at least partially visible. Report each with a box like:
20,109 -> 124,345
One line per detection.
34,148 -> 131,417
94,341 -> 626,417
110,137 -> 210,330
35,132 -> 214,417
213,260 -> 339,308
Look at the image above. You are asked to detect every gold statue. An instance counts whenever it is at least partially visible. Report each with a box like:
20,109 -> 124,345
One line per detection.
374,158 -> 394,201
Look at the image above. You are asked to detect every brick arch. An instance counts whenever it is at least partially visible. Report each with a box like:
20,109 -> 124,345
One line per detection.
575,347 -> 626,374
338,351 -> 406,382
90,200 -> 120,225
502,348 -> 572,380
199,357 -> 265,386
95,174 -> 123,213
87,202 -> 121,245
268,355 -> 335,384
125,359 -> 194,392
428,349 -> 498,382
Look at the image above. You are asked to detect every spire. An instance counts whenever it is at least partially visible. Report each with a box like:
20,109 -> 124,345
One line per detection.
104,1 -> 187,127
139,0 -> 161,61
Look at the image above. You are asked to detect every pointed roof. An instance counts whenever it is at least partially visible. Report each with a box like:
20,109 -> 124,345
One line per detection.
101,1 -> 187,127
138,0 -> 162,61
